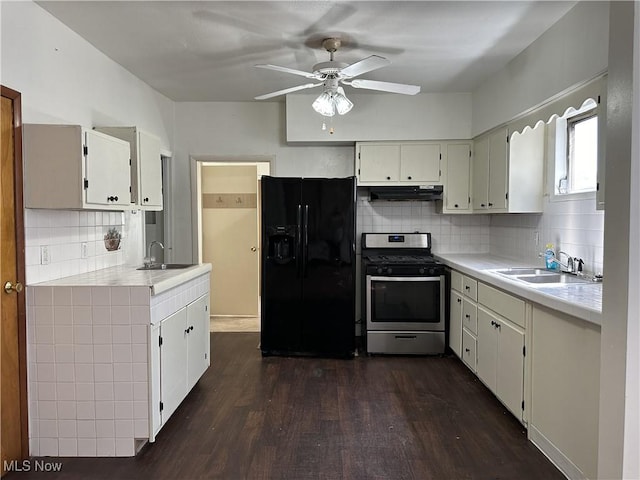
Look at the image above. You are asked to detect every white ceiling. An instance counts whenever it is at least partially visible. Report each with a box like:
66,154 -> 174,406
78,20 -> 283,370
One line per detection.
36,1 -> 577,102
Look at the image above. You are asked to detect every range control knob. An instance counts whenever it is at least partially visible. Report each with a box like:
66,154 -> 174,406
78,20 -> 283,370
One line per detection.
419,268 -> 425,274
377,267 -> 384,274
386,267 -> 392,274
429,268 -> 436,276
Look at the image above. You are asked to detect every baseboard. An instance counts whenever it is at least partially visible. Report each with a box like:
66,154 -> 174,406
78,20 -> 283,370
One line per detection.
529,425 -> 586,480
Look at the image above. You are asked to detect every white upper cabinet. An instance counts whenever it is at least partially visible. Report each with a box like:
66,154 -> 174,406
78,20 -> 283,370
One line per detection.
95,127 -> 163,210
23,124 -> 131,210
472,125 -> 543,214
356,141 -> 442,186
440,142 -> 472,213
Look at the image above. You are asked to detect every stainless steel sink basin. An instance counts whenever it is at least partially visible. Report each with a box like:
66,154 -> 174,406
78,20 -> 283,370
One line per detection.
494,268 -> 554,276
516,274 -> 592,285
136,263 -> 195,271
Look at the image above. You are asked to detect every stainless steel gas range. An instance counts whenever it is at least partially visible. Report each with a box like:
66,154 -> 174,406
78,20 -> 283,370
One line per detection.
361,232 -> 447,355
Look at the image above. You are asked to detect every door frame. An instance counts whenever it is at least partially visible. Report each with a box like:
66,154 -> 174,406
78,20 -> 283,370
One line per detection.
1,85 -> 28,459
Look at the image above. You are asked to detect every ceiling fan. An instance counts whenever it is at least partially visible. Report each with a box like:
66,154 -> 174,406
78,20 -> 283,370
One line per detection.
254,38 -> 420,116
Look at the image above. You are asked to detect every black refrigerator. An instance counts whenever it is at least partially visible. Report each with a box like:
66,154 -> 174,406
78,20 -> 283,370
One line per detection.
261,176 -> 356,358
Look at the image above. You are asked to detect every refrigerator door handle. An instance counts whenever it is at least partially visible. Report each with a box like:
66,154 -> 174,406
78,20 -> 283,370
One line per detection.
303,204 -> 309,278
296,204 -> 302,277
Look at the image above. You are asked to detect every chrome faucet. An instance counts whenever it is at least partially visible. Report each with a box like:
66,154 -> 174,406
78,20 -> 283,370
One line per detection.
555,251 -> 584,274
146,241 -> 164,266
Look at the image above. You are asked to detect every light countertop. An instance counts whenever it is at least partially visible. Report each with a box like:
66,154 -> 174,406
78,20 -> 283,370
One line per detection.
30,263 -> 212,296
435,254 -> 602,326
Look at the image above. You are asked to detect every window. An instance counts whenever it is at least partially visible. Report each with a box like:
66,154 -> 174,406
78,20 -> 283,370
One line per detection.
555,99 -> 598,196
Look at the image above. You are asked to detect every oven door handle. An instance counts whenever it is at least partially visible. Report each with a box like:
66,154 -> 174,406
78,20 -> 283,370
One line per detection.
302,204 -> 309,278
367,276 -> 442,282
296,204 -> 302,278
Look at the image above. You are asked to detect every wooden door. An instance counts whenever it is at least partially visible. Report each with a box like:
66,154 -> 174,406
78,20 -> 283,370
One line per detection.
488,127 -> 509,210
399,143 -> 441,183
445,143 -> 471,211
496,319 -> 525,420
472,136 -> 489,209
476,306 -> 498,392
358,144 -> 400,182
1,86 -> 27,475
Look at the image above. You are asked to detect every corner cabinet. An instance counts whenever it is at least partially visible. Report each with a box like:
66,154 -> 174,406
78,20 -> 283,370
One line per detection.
472,127 -> 509,212
95,127 -> 163,210
356,141 -> 442,185
23,124 -> 131,210
150,293 -> 210,438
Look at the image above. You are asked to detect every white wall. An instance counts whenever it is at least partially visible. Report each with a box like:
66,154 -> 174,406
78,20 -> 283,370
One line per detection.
1,1 -> 175,282
286,93 -> 472,142
172,101 -> 355,263
472,1 -> 609,136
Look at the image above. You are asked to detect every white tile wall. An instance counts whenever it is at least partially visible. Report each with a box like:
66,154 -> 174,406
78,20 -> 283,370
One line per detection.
24,210 -> 128,284
490,196 -> 605,274
27,285 -> 153,457
356,189 -> 491,254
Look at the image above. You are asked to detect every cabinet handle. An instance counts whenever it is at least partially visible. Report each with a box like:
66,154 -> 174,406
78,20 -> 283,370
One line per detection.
465,314 -> 470,318
480,203 -> 486,207
185,328 -> 190,334
465,285 -> 470,290
465,348 -> 470,353
457,298 -> 462,304
454,204 -> 459,208
144,197 -> 149,203
407,176 -> 412,180
488,202 -> 493,207
386,176 -> 391,180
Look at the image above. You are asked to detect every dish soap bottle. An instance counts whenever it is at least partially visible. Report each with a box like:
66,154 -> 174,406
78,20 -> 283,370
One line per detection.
544,243 -> 557,270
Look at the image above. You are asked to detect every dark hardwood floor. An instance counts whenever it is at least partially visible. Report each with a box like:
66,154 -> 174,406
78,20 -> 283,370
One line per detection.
12,333 -> 563,480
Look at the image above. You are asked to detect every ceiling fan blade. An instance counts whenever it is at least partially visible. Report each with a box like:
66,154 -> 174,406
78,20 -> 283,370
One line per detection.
348,79 -> 421,95
255,64 -> 317,79
255,83 -> 322,100
340,55 -> 390,78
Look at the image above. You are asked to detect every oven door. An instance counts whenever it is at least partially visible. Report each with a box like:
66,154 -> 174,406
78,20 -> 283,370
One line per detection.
366,275 -> 445,331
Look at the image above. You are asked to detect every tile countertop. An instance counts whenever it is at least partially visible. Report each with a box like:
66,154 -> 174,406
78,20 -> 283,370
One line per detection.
29,263 -> 212,296
435,254 -> 602,326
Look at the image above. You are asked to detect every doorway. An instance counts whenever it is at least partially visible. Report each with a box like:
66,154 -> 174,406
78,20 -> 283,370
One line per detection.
1,85 -> 28,474
195,160 -> 270,332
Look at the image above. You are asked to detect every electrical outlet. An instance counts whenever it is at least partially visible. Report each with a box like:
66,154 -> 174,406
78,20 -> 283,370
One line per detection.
40,245 -> 50,265
81,242 -> 88,259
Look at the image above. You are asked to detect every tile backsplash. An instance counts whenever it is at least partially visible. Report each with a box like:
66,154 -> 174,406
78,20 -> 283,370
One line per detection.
356,190 -> 490,254
25,210 -> 128,284
490,196 -> 604,274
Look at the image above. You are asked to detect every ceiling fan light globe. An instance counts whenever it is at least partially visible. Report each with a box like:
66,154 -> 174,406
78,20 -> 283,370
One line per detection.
312,92 -> 336,117
334,88 -> 353,115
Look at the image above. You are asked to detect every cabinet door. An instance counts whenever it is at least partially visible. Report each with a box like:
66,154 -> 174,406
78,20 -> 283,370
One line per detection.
445,143 -> 471,211
496,319 -> 524,420
399,144 -> 440,183
488,127 -> 508,210
160,308 -> 188,423
472,136 -> 489,210
84,130 -> 131,207
186,294 -> 210,390
358,144 -> 400,182
138,130 -> 163,209
449,290 -> 463,357
476,306 -> 497,392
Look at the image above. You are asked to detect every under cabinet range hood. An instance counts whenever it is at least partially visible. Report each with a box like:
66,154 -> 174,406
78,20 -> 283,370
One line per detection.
368,185 -> 443,201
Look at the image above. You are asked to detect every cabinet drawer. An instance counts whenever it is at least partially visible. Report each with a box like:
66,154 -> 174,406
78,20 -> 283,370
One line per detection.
462,276 -> 478,301
462,329 -> 477,372
450,270 -> 464,292
478,283 -> 526,328
462,298 -> 478,334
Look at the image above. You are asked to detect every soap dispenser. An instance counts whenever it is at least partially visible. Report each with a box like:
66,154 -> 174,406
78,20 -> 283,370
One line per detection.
544,243 -> 557,270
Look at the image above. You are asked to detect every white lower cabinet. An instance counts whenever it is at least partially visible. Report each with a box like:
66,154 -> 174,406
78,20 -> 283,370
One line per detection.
151,293 -> 210,439
476,306 -> 525,420
529,306 -> 601,480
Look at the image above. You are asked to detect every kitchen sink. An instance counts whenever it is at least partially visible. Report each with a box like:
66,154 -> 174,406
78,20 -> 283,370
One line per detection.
494,268 -> 554,276
136,263 -> 195,271
515,274 -> 593,285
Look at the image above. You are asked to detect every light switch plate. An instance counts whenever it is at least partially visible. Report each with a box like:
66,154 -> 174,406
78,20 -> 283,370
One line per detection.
40,245 -> 50,265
